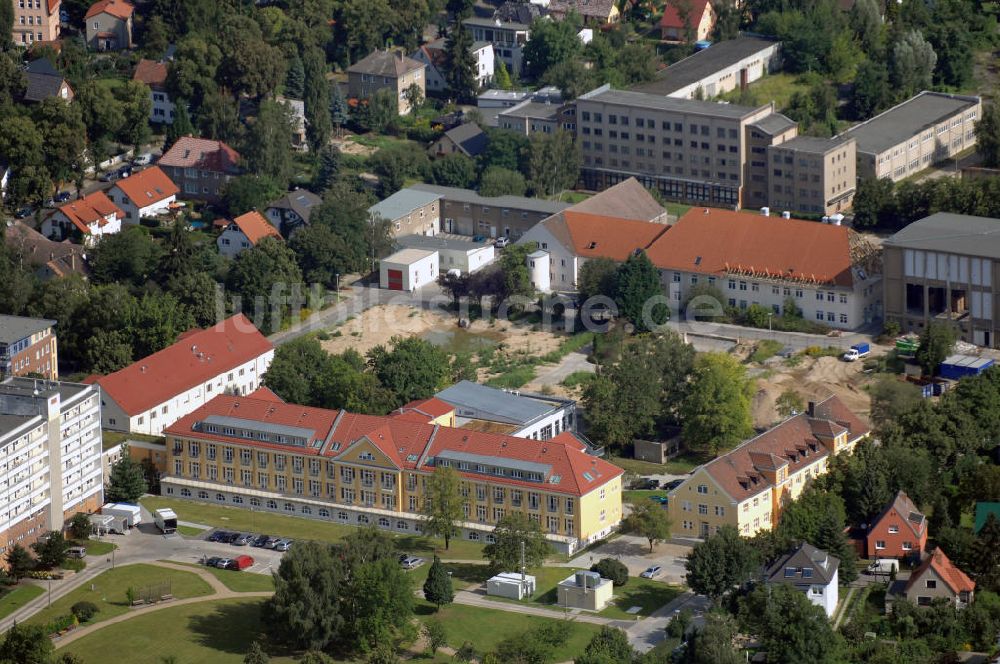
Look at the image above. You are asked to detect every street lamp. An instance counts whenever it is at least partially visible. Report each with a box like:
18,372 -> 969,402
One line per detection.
335,273 -> 340,304
767,312 -> 773,333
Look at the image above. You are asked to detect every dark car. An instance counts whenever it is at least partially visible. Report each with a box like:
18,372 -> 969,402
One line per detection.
14,207 -> 33,219
472,234 -> 486,242
225,532 -> 242,544
662,479 -> 685,491
633,478 -> 659,490
207,530 -> 229,542
233,533 -> 254,546
204,556 -> 222,567
251,535 -> 270,547
116,166 -> 132,178
99,171 -> 119,183
55,191 -> 72,203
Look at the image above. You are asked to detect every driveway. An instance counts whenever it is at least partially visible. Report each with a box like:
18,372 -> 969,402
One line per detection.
626,591 -> 711,653
565,534 -> 693,585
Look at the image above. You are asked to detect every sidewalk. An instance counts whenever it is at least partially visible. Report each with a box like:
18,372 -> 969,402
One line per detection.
451,589 -> 626,627
0,557 -> 120,633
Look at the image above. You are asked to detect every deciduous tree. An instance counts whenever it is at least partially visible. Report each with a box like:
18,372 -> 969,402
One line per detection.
739,583 -> 844,664
421,466 -> 466,550
478,166 -> 525,197
5,544 -> 34,581
367,336 -> 451,405
614,251 -> 668,333
625,500 -> 671,552
680,353 -> 754,456
527,130 -> 580,197
483,512 -> 552,574
976,97 -> 1000,169
916,321 -> 956,376
685,525 -> 759,603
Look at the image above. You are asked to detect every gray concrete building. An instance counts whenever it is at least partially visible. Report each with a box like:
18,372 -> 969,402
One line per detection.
841,91 -> 981,182
765,135 -> 856,216
409,183 -> 568,239
883,212 -> 1000,348
369,188 -> 442,238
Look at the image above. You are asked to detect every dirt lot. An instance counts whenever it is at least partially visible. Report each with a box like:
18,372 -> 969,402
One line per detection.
330,135 -> 377,157
752,354 -> 874,428
319,304 -> 566,360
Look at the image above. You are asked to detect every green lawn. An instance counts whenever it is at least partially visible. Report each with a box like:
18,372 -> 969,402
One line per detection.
168,562 -> 275,593
718,72 -> 810,111
561,371 -> 596,389
622,490 -> 669,503
77,539 -> 116,556
664,203 -> 691,219
557,191 -> 592,204
177,525 -> 208,537
139,497 -> 486,560
608,453 -> 703,477
0,584 -> 44,619
62,598 -> 302,664
408,560 -> 493,592
26,564 -> 213,630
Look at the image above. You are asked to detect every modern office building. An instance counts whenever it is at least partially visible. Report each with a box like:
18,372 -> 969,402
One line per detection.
0,377 -> 103,557
841,91 -> 981,182
882,212 -> 1000,347
0,315 -> 58,380
161,393 -> 624,553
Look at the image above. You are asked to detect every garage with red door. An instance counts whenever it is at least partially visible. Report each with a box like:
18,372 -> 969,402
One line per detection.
379,248 -> 439,291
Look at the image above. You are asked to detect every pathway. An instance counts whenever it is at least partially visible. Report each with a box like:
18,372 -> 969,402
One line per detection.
53,560 -> 273,649
451,589 -> 626,627
625,591 -> 710,653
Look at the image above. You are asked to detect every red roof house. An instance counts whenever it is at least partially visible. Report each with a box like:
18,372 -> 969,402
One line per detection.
905,548 -> 975,608
158,136 -> 241,203
660,0 -> 715,42
217,211 -> 281,258
41,191 -> 124,246
866,490 -> 928,559
107,166 -> 180,221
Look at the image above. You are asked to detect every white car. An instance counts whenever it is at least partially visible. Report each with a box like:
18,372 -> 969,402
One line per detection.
400,556 -> 425,570
215,558 -> 233,569
132,153 -> 154,167
494,237 -> 509,248
640,565 -> 662,579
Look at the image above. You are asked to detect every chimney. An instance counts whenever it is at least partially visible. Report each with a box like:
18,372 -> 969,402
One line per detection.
807,401 -> 815,417
397,51 -> 404,62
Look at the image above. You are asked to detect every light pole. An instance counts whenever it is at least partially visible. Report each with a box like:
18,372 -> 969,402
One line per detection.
335,273 -> 340,304
47,578 -> 51,607
767,312 -> 773,333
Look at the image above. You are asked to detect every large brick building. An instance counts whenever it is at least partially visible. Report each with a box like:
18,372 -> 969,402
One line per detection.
0,315 -> 58,380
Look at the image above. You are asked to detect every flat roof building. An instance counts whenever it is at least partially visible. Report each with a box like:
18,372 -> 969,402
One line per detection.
841,91 -> 981,182
410,183 -> 569,239
397,233 -> 496,274
765,135 -> 857,216
0,315 -> 58,380
435,380 -> 578,442
882,212 -> 1000,348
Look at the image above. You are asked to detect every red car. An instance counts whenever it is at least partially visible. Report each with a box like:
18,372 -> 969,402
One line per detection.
229,555 -> 255,571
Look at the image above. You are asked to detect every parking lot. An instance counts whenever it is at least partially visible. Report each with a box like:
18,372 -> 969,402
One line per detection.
161,528 -> 289,576
567,534 -> 694,585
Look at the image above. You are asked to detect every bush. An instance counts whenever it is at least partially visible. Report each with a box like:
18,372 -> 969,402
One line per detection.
62,558 -> 86,572
46,614 -> 77,634
71,601 -> 98,622
591,558 -> 629,587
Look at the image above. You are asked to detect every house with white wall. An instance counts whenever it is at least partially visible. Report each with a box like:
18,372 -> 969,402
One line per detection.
106,166 -> 179,222
41,191 -> 123,246
412,38 -> 494,94
217,211 -> 281,258
88,314 -> 275,435
765,543 -> 839,617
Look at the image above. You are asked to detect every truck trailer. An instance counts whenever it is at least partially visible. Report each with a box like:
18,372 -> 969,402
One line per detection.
153,508 -> 178,534
101,503 -> 142,534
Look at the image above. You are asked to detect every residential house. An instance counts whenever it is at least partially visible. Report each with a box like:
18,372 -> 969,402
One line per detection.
660,0 -> 715,42
347,50 -> 426,115
265,189 -> 323,237
277,96 -> 307,151
84,0 -> 133,51
428,122 -> 489,159
0,377 -> 102,557
412,38 -> 494,94
368,188 -> 441,238
217,211 -> 281,258
666,396 -> 870,538
765,543 -> 839,617
88,313 -> 275,435
494,0 -> 545,24
12,0 -> 60,47
410,183 -> 569,238
41,191 -> 124,246
463,16 -> 531,75
3,220 -> 88,280
433,380 -> 577,441
133,59 -> 175,124
22,58 -> 73,102
0,315 -> 58,379
158,136 -> 241,203
866,491 -> 928,560
841,91 -> 981,182
497,99 -> 569,136
905,548 -> 975,608
882,212 -> 1000,348
548,0 -> 619,26
631,37 -> 782,100
160,391 -> 625,553
106,166 -> 179,222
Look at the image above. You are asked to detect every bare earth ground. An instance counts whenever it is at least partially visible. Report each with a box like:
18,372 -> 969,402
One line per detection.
752,355 -> 874,428
330,136 -> 377,156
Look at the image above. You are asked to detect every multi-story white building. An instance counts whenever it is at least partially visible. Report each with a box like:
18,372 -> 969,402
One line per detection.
0,377 -> 103,557
89,314 -> 275,435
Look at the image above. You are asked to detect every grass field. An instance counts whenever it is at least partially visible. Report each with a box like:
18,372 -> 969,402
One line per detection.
622,490 -> 669,503
0,584 -> 44,619
718,72 -> 810,111
26,564 -> 213,629
664,203 -> 691,218
558,191 -> 592,204
139,497 -> 486,560
169,562 -> 275,593
608,453 -> 702,477
177,525 -> 208,537
78,539 -> 116,556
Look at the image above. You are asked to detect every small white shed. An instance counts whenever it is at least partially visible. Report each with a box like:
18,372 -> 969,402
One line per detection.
380,248 -> 439,291
487,572 -> 537,600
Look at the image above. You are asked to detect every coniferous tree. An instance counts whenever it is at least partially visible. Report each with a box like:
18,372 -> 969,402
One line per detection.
445,22 -> 477,103
164,101 -> 195,151
303,47 -> 332,153
284,53 -> 305,99
329,84 -> 350,137
422,556 -> 454,609
313,144 -> 341,192
243,641 -> 270,664
106,445 -> 149,503
5,544 -> 34,581
493,61 -> 512,90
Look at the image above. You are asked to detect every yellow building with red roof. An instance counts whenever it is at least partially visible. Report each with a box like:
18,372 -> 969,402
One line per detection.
161,392 -> 623,552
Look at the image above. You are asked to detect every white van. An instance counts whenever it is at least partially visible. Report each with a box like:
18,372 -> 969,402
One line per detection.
867,558 -> 899,575
67,546 -> 87,559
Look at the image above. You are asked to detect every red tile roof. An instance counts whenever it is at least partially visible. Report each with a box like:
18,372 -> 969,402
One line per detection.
85,0 -> 134,20
163,394 -> 624,496
53,191 -> 123,234
248,386 -> 284,402
394,397 -> 455,421
906,548 -> 975,595
133,59 -> 168,88
644,208 -> 859,287
91,314 -> 274,416
553,210 -> 669,261
660,0 -> 711,30
872,490 -> 927,541
159,136 -> 240,172
229,211 -> 281,247
699,395 -> 869,502
112,166 -> 179,208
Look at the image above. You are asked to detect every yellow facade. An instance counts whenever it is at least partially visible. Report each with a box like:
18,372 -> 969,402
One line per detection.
165,432 -> 620,544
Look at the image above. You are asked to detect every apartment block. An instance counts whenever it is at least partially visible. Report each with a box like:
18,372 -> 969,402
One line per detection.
12,0 -> 60,47
743,112 -> 798,209
841,91 -> 981,182
463,16 -> 530,75
0,377 -> 103,557
409,183 -> 569,239
576,85 -> 776,207
0,315 -> 58,380
765,136 -> 857,216
667,396 -> 868,538
883,212 -> 1000,348
161,393 -> 624,553
347,50 -> 425,116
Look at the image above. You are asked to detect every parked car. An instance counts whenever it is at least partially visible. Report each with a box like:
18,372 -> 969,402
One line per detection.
116,165 -> 132,178
225,532 -> 242,544
265,537 -> 283,549
633,478 -> 659,490
204,556 -> 222,568
55,191 -> 72,203
251,535 -> 270,547
650,495 -> 669,505
662,479 -> 684,491
400,556 -> 425,570
14,207 -> 33,219
472,234 -> 486,242
66,546 -> 87,559
233,533 -> 254,546
132,153 -> 154,167
640,566 -> 662,579
207,530 -> 230,542
215,558 -> 233,569
99,171 -> 119,183
273,540 -> 294,552
398,553 -> 410,563
494,237 -> 509,248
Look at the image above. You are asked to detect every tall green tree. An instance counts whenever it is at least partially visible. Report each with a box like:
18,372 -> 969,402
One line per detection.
976,97 -> 1000,169
243,641 -> 270,664
421,466 -> 466,550
625,500 -> 672,552
265,540 -> 347,651
367,336 -> 450,405
115,81 -> 153,152
165,101 -> 195,150
31,530 -> 70,569
478,166 -> 525,197
303,47 -> 332,153
220,39 -> 286,100
527,130 -> 580,197
0,623 -> 53,664
483,512 -> 553,574
106,445 -> 150,502
684,612 -> 743,664
916,321 -> 956,376
493,60 -> 512,90
614,251 -> 668,333
432,153 -> 477,188
225,237 -> 304,334
422,556 -> 455,609
5,544 -> 34,581
738,584 -> 844,664
330,83 -> 350,136
889,30 -> 936,98
445,22 -> 478,103
523,15 -> 582,79
284,52 -> 305,99
242,100 -> 295,186
576,626 -> 635,664
680,353 -> 754,456
685,525 -> 760,603
577,256 -> 617,303
88,226 -> 163,287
